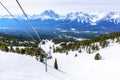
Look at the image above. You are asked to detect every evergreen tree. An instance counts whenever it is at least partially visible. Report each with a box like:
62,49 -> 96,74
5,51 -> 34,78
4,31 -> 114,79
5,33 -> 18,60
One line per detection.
78,49 -> 82,53
16,48 -> 20,53
21,48 -> 25,54
94,53 -> 101,60
74,54 -> 78,57
87,47 -> 91,54
116,37 -> 120,43
66,51 -> 68,55
0,43 -> 9,52
10,46 -> 14,52
5,46 -> 9,52
54,58 -> 58,70
40,54 -> 44,62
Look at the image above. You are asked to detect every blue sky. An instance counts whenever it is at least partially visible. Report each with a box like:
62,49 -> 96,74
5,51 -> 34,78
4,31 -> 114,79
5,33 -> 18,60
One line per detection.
0,0 -> 120,15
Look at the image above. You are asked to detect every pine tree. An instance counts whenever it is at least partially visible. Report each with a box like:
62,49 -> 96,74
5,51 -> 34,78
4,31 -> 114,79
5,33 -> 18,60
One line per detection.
87,47 -> 91,54
40,54 -> 44,62
66,51 -> 68,55
74,54 -> 78,57
21,48 -> 25,54
10,46 -> 15,52
0,43 -> 9,52
54,58 -> 58,70
16,48 -> 20,53
94,53 -> 101,60
5,46 -> 9,52
78,49 -> 82,53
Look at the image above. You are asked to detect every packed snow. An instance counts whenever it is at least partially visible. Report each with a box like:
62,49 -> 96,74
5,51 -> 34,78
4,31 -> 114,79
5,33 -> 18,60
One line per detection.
0,51 -> 73,80
49,43 -> 120,80
0,40 -> 120,80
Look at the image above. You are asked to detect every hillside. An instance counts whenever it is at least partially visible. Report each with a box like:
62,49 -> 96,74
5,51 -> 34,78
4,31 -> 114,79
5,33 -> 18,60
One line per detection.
0,51 -> 73,80
0,39 -> 120,80
50,42 -> 120,80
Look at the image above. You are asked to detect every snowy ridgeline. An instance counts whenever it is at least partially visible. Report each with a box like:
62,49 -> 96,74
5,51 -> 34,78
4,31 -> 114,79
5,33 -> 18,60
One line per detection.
0,39 -> 120,80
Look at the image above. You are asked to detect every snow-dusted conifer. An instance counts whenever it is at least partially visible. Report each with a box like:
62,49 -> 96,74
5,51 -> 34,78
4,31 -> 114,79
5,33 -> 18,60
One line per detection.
54,58 -> 58,70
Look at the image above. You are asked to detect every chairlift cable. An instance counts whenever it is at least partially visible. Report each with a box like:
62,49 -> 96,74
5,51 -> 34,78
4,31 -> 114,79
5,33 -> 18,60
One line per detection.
16,0 -> 48,71
16,0 -> 41,41
0,2 -> 36,41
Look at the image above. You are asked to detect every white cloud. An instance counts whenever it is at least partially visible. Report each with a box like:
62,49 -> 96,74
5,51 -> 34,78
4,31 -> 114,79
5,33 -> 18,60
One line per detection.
0,0 -> 120,15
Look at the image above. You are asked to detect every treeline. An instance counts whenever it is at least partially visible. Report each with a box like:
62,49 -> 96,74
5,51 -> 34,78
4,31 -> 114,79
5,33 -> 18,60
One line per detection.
0,42 -> 9,52
0,42 -> 44,56
0,37 -> 47,62
0,42 -> 46,62
0,37 -> 39,47
54,32 -> 120,53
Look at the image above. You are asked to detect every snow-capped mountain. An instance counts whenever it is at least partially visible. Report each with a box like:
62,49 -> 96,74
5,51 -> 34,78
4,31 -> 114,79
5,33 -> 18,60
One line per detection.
0,10 -> 120,24
39,10 -> 60,20
25,10 -> 60,20
104,12 -> 120,24
34,10 -> 120,24
63,12 -> 91,23
29,10 -> 120,24
0,10 -> 120,40
63,11 -> 120,24
89,11 -> 108,23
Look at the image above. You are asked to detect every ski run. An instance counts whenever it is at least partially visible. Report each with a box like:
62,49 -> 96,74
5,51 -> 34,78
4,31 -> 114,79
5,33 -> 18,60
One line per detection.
0,40 -> 120,80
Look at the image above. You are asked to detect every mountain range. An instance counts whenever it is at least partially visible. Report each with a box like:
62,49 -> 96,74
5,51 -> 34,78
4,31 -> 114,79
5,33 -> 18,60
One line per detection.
0,10 -> 120,40
1,10 -> 120,24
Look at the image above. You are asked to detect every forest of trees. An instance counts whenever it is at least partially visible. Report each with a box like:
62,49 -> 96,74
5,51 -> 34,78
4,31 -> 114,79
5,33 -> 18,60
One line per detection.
0,38 -> 45,62
0,32 -> 120,61
54,32 -> 120,54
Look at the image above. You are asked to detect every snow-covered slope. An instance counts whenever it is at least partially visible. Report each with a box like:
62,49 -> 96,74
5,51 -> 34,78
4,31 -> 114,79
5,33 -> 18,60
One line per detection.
0,51 -> 72,80
50,43 -> 120,80
0,40 -> 120,80
41,40 -> 120,80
